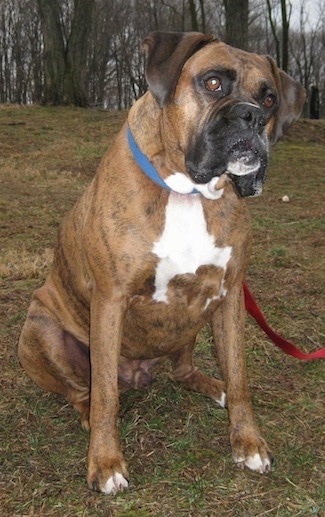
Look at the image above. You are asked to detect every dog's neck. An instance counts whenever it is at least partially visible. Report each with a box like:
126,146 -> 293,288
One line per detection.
127,94 -> 226,201
127,126 -> 199,194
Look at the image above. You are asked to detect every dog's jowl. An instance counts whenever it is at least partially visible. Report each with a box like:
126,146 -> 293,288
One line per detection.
18,31 -> 306,494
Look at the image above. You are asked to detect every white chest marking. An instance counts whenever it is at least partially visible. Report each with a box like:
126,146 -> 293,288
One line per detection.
152,194 -> 232,303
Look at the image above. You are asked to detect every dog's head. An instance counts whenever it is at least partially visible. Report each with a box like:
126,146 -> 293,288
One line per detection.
142,31 -> 306,197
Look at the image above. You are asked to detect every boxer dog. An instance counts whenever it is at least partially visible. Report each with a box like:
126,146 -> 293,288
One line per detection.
18,31 -> 306,494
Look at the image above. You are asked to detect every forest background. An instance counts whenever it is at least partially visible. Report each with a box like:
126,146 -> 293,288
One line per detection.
0,0 -> 324,117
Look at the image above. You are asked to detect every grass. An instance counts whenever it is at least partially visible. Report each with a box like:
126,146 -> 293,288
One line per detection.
1,105 -> 324,516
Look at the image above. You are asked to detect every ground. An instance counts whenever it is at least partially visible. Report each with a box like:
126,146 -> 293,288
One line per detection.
0,106 -> 324,516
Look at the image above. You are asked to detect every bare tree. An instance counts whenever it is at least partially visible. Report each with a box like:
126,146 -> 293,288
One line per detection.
189,0 -> 199,30
290,1 -> 325,116
265,0 -> 292,71
188,0 -> 206,32
0,0 -> 40,103
281,0 -> 290,71
0,0 -> 324,113
36,0 -> 65,104
266,0 -> 281,64
37,0 -> 94,106
223,0 -> 249,50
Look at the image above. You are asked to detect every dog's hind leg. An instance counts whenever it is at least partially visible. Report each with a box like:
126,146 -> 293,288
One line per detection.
170,342 -> 226,408
18,303 -> 91,430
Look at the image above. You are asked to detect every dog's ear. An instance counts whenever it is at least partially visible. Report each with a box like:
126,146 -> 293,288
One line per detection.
142,31 -> 214,107
266,56 -> 306,144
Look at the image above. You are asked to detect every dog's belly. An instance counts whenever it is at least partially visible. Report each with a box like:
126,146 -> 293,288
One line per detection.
123,269 -> 225,356
121,193 -> 232,358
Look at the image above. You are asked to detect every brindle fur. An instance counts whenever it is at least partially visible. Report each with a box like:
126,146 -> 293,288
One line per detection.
18,32 -> 306,494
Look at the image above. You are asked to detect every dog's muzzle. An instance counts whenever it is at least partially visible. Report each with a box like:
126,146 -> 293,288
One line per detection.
186,102 -> 269,197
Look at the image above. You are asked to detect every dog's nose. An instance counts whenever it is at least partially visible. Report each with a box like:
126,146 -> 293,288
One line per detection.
231,103 -> 266,131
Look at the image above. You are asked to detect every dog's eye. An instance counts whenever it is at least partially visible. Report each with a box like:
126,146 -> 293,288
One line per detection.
205,77 -> 222,92
263,94 -> 276,108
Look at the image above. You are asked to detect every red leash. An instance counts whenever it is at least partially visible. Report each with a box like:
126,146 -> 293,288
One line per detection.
243,283 -> 325,360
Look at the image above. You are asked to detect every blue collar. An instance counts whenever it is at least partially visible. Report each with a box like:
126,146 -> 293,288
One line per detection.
127,126 -> 199,194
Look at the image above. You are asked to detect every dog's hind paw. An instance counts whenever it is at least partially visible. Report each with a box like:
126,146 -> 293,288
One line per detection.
215,390 -> 227,408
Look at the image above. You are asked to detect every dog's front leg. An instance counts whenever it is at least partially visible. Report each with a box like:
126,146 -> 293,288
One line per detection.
212,284 -> 272,473
87,289 -> 129,494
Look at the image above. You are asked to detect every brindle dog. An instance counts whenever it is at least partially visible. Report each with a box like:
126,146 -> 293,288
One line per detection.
19,31 -> 306,494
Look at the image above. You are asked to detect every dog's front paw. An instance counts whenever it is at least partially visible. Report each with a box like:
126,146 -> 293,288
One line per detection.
88,459 -> 129,494
234,451 -> 272,473
101,472 -> 129,495
230,426 -> 273,473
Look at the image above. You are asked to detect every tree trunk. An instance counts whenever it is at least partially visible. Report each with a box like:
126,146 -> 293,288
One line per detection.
223,0 -> 248,50
199,0 -> 206,33
64,0 -> 93,106
36,0 -> 65,104
266,0 -> 281,67
188,0 -> 199,31
37,0 -> 93,106
281,0 -> 290,72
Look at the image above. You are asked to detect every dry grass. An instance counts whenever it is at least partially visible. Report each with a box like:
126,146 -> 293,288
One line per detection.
0,106 -> 324,516
0,248 -> 53,280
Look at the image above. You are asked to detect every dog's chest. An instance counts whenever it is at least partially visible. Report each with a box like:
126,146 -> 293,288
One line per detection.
152,193 -> 232,306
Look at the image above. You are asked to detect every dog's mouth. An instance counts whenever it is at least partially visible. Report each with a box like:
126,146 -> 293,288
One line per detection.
227,139 -> 261,175
187,136 -> 268,198
223,139 -> 266,197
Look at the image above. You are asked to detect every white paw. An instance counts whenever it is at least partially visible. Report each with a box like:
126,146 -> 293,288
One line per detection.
215,391 -> 227,408
234,453 -> 271,473
102,473 -> 129,494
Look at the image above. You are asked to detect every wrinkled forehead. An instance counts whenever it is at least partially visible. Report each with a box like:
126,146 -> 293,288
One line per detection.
183,41 -> 277,91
